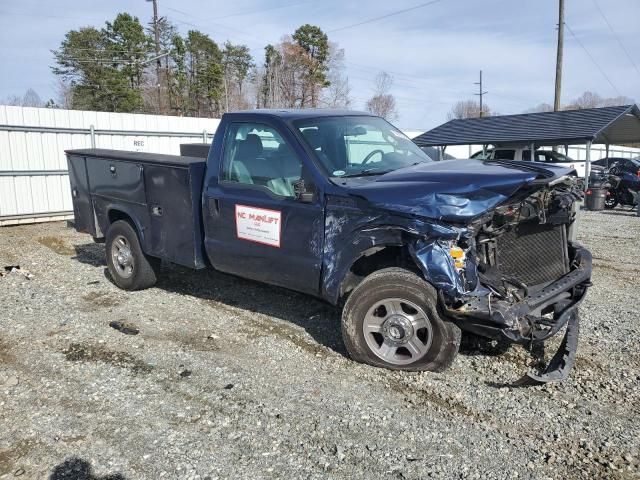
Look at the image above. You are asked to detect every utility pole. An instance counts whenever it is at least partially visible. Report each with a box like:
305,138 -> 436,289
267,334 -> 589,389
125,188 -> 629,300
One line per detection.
148,0 -> 162,113
474,70 -> 488,117
554,0 -> 565,111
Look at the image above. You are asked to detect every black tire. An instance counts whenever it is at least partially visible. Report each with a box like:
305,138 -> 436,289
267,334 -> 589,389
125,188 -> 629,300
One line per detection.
105,220 -> 159,291
341,267 -> 461,372
604,189 -> 618,209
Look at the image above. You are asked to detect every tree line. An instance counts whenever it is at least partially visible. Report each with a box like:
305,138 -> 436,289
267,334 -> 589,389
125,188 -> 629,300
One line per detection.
42,12 -> 358,117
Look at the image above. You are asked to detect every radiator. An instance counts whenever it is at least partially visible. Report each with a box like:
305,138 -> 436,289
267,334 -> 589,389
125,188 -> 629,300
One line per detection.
495,220 -> 569,286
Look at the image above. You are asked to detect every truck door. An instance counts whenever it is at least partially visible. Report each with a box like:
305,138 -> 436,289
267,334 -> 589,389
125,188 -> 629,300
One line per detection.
203,121 -> 324,295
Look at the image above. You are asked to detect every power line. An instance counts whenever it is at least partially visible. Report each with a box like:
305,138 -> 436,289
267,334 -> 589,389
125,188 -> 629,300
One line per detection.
565,22 -> 622,96
207,1 -> 313,21
591,0 -> 640,81
327,0 -> 446,33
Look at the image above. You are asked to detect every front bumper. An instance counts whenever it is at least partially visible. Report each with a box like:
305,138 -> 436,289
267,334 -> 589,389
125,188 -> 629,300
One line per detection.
443,244 -> 592,383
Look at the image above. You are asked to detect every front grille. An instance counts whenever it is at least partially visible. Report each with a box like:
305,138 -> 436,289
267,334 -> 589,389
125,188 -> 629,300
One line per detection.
495,220 -> 569,286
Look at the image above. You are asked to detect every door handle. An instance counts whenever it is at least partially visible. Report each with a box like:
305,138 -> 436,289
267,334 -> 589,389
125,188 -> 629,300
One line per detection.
208,198 -> 219,216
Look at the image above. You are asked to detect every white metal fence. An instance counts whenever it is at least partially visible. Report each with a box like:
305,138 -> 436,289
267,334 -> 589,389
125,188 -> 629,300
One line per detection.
0,106 -> 220,225
1,106 -> 638,226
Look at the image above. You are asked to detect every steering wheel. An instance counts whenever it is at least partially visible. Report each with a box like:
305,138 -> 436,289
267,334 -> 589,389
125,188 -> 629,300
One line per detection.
362,149 -> 385,165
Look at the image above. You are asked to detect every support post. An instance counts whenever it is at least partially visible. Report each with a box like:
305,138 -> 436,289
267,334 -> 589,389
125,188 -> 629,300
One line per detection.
202,129 -> 207,144
605,143 -> 610,167
554,0 -> 565,112
90,125 -> 95,148
151,0 -> 162,114
584,140 -> 592,189
482,144 -> 487,158
530,142 -> 535,161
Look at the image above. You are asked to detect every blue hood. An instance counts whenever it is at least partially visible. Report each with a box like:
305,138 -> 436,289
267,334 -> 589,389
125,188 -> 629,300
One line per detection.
343,159 -> 573,222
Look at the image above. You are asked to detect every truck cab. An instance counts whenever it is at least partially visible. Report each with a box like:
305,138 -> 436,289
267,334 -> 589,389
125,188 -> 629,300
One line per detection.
66,109 -> 592,382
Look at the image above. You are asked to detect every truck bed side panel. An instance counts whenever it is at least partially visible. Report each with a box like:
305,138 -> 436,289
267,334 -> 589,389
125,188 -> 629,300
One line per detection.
65,149 -> 207,270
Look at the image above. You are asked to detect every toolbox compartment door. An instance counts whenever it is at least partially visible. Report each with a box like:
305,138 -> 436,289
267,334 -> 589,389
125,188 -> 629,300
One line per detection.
85,158 -> 147,205
67,154 -> 98,236
143,162 -> 207,268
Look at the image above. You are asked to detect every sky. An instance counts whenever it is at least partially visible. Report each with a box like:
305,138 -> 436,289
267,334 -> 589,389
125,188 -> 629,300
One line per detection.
0,0 -> 639,130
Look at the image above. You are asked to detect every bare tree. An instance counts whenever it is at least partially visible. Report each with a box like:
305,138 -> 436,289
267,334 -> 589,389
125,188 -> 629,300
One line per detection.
447,99 -> 492,120
321,43 -> 351,108
525,91 -> 636,113
1,88 -> 45,107
365,71 -> 397,120
523,102 -> 554,113
55,79 -> 74,109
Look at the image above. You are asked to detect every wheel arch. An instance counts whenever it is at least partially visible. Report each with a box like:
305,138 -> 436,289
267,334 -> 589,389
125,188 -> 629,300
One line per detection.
334,243 -> 424,305
104,206 -> 146,245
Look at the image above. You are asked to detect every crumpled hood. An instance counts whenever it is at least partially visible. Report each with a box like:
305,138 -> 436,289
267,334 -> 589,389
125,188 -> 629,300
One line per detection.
344,159 -> 573,222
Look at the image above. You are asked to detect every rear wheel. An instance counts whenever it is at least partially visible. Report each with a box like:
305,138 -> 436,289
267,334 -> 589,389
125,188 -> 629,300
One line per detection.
105,220 -> 159,290
604,189 -> 618,209
341,268 -> 461,372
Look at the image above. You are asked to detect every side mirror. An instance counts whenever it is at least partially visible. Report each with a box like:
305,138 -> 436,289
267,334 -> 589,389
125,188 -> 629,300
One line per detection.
293,179 -> 315,203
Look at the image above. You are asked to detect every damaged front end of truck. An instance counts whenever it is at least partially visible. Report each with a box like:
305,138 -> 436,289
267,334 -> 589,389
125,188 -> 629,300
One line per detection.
327,159 -> 592,382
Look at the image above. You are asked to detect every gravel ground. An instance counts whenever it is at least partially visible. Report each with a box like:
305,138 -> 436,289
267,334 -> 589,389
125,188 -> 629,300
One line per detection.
0,209 -> 639,480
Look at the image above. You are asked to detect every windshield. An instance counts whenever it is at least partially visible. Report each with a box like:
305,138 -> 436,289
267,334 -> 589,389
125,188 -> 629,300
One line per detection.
293,116 -> 432,177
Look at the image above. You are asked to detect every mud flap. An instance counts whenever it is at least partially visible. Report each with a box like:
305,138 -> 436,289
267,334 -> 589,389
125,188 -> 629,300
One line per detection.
525,310 -> 579,384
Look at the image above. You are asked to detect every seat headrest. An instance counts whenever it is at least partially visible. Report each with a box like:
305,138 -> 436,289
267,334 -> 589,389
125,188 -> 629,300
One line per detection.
242,133 -> 264,157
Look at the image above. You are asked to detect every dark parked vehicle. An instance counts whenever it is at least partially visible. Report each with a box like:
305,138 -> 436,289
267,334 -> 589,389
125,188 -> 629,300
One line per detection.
66,109 -> 591,382
601,157 -> 640,209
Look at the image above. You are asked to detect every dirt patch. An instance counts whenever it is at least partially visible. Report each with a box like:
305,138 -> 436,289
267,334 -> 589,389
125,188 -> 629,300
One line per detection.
82,291 -> 120,308
37,236 -> 75,256
239,317 -> 332,359
0,439 -> 38,477
0,336 -> 16,364
62,343 -> 153,374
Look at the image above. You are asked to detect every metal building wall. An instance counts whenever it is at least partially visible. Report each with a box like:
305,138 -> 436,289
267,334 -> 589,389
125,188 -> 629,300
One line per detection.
0,106 -> 219,226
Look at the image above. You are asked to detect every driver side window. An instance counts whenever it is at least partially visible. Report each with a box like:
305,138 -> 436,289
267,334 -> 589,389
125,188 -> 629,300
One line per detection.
345,127 -> 394,165
221,122 -> 302,198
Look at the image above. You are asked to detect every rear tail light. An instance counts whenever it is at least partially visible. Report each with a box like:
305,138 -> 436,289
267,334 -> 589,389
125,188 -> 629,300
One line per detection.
586,189 -> 592,195
636,169 -> 640,178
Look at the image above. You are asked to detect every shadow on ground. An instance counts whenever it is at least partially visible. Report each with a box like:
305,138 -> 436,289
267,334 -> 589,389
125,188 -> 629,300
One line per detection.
597,208 -> 638,217
72,242 -> 538,365
50,458 -> 126,480
73,242 -> 345,355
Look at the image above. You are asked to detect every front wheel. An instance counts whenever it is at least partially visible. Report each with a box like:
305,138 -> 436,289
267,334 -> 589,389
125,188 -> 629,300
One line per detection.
341,268 -> 461,372
105,220 -> 159,290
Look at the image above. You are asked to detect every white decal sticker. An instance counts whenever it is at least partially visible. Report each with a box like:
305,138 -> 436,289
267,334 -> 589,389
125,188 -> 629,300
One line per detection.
235,204 -> 281,247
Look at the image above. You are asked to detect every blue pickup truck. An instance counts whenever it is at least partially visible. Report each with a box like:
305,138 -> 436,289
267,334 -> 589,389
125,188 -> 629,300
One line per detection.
66,109 -> 591,382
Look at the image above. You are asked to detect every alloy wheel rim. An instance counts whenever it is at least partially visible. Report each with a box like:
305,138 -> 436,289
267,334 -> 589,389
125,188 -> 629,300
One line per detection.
362,298 -> 433,365
111,235 -> 134,279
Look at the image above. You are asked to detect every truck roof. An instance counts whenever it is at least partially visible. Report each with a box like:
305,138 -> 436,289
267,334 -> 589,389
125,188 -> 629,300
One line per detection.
228,108 -> 373,120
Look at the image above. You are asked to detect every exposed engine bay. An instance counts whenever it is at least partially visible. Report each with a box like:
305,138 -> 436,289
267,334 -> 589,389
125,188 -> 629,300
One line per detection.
443,176 -> 592,383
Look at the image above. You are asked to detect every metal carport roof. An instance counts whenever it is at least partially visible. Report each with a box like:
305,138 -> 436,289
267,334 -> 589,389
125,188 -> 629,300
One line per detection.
413,104 -> 640,147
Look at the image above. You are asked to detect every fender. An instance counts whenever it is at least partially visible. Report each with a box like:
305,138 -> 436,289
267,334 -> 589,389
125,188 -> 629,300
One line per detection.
93,197 -> 149,249
321,204 -> 473,305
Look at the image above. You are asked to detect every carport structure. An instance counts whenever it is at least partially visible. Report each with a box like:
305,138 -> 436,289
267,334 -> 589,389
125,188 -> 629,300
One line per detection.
412,104 -> 640,187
